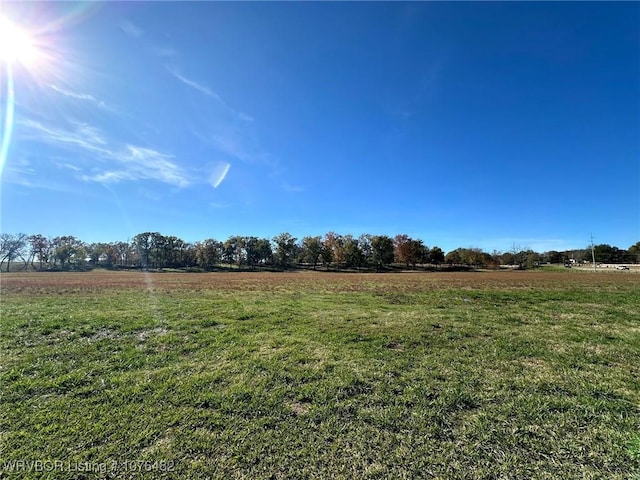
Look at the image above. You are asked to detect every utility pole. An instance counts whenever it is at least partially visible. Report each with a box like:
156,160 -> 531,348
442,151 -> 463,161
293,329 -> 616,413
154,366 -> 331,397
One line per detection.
590,234 -> 596,272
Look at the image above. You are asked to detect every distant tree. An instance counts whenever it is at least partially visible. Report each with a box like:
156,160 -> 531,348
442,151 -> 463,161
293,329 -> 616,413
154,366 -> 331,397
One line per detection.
592,244 -> 610,263
195,238 -> 222,270
458,248 -> 480,267
370,235 -> 395,271
320,240 -> 333,270
301,236 -> 323,270
323,232 -> 344,266
27,234 -> 51,270
592,244 -> 628,264
223,236 -> 245,267
183,243 -> 197,268
343,235 -> 364,269
115,241 -> 135,267
394,235 -> 425,268
393,234 -> 410,265
255,238 -> 273,266
544,250 -> 562,264
148,232 -> 167,268
407,239 -> 426,268
525,251 -> 541,269
74,245 -> 89,269
0,233 -> 28,271
164,235 -> 185,267
498,252 -> 516,266
428,246 -> 445,266
51,236 -> 84,269
273,232 -> 297,268
132,232 -> 153,269
243,236 -> 262,269
358,234 -> 373,266
102,243 -> 121,267
87,243 -> 107,266
628,241 -> 640,263
444,249 -> 462,265
509,243 -> 530,268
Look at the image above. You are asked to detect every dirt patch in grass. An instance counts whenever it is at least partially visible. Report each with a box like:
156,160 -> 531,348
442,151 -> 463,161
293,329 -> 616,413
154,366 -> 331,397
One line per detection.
3,269 -> 639,296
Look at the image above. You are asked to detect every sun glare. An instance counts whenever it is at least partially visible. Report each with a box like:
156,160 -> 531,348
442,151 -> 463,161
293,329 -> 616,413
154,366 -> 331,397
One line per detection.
0,15 -> 38,66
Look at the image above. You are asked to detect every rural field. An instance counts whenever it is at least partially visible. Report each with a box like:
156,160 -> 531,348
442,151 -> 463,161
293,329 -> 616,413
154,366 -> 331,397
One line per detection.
1,270 -> 639,479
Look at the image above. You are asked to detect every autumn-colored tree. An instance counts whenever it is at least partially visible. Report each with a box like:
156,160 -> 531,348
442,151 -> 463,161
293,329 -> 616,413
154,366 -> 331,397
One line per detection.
323,231 -> 344,266
394,234 -> 425,268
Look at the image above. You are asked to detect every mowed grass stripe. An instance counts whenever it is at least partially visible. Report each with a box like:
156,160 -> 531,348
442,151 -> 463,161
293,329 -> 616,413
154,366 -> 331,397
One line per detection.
1,271 -> 638,479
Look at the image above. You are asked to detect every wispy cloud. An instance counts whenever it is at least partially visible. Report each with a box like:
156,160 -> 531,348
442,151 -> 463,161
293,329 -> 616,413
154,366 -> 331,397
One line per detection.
237,112 -> 254,123
210,132 -> 251,163
282,182 -> 304,193
210,202 -> 232,209
120,20 -> 143,38
19,119 -> 109,154
81,148 -> 189,188
48,84 -> 112,112
49,84 -> 96,102
165,65 -> 253,122
152,47 -> 178,58
166,66 -> 218,99
161,59 -> 300,193
18,119 -> 190,188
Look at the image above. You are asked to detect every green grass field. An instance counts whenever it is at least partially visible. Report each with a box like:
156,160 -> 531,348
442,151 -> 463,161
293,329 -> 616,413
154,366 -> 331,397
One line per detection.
1,271 -> 639,479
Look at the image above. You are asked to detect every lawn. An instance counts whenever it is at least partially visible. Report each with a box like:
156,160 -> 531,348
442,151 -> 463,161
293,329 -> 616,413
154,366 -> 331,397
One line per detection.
1,270 -> 639,479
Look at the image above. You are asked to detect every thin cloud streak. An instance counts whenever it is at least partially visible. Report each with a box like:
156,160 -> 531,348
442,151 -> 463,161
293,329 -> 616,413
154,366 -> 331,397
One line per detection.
210,202 -> 232,209
18,119 -> 190,188
120,20 -> 143,38
49,84 -> 96,102
48,84 -> 113,112
165,65 -> 253,122
152,47 -> 178,57
166,66 -> 218,99
282,182 -> 304,193
210,133 -> 251,163
19,119 -> 109,154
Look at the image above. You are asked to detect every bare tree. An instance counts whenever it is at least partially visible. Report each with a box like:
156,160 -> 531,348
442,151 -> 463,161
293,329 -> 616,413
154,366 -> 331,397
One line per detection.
0,233 -> 28,271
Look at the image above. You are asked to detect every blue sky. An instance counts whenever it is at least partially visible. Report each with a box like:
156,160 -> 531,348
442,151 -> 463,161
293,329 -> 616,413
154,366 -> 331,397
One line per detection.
1,1 -> 638,253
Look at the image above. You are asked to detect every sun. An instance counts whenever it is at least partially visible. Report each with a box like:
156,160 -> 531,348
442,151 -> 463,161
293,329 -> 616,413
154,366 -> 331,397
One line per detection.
0,15 -> 38,67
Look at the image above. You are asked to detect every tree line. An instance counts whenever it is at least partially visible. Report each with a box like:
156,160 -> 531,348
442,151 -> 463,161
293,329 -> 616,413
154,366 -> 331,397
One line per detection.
1,231 -> 638,272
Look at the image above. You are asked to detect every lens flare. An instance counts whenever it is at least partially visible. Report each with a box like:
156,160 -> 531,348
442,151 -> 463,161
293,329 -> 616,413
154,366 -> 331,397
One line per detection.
0,62 -> 15,179
0,13 -> 46,179
0,15 -> 39,179
0,15 -> 38,66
